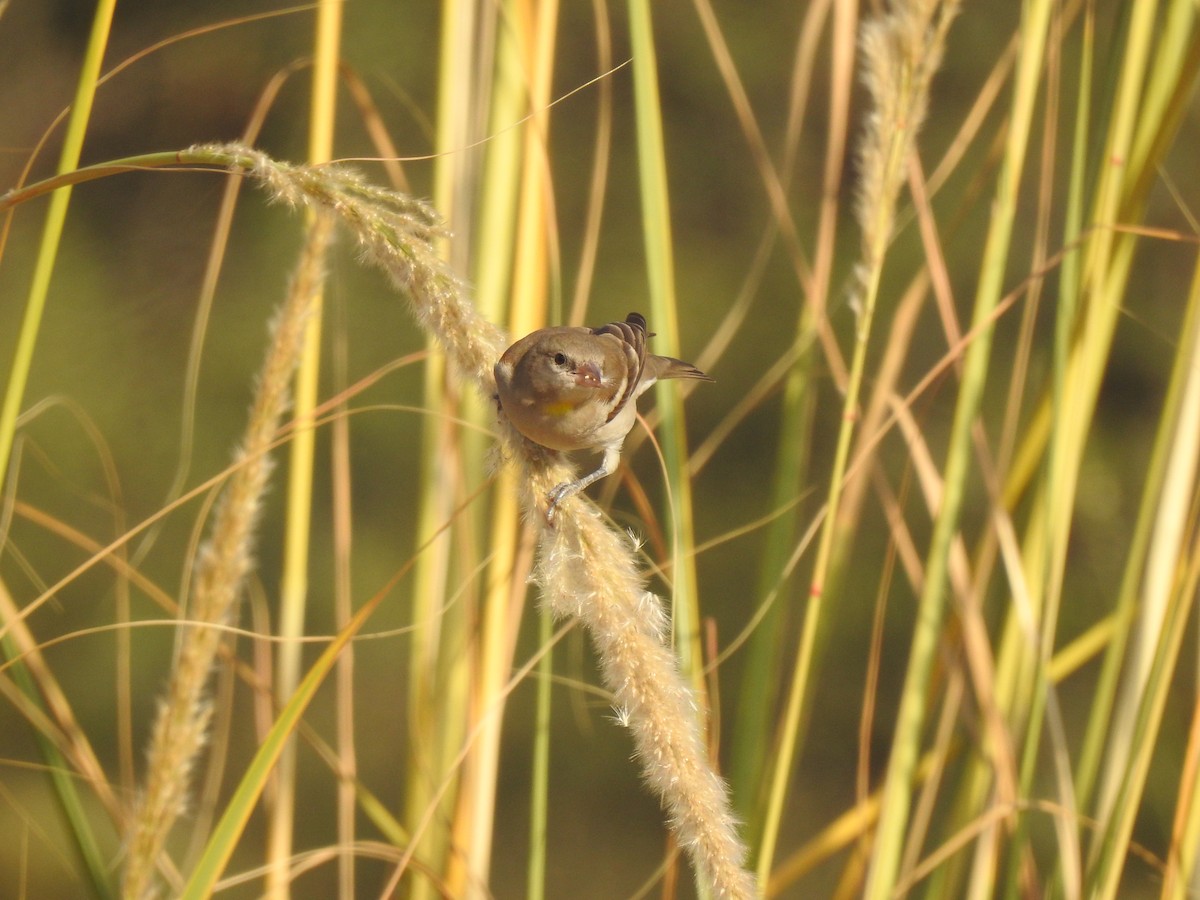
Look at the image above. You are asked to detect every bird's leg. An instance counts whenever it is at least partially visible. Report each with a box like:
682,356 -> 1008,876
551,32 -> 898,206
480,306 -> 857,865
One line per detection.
546,445 -> 621,523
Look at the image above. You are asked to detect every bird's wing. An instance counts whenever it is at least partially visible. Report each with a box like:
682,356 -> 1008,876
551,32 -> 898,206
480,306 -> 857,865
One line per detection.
591,313 -> 649,424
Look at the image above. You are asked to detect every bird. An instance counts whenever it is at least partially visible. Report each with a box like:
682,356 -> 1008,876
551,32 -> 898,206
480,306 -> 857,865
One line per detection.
494,312 -> 713,520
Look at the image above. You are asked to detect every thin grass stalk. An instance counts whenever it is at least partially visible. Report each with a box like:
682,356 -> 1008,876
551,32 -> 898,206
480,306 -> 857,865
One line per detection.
565,0 -> 613,328
622,20 -> 742,888
457,2 -> 558,891
863,0 -> 1052,894
1031,5 -> 1157,867
0,0 -> 114,494
403,179 -> 461,897
123,213 -> 334,899
527,601 -> 553,900
627,0 -> 706,705
471,26 -> 536,888
1087,527 -> 1200,899
329,267 -> 358,899
473,0 -> 523,329
756,0 -> 958,887
404,3 -> 481,893
0,3 -> 114,893
455,16 -> 516,895
979,10 -> 1082,895
265,6 -> 343,897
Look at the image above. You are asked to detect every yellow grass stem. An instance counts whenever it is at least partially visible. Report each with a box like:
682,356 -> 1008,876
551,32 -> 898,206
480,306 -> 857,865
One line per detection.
612,13 -> 757,894
329,305 -> 357,900
404,4 -> 478,894
1086,245 -> 1200,899
455,2 -> 558,893
1073,0 -> 1200,820
267,4 -> 344,896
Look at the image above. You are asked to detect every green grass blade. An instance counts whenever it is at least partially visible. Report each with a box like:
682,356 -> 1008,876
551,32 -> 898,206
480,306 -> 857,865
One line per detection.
0,628 -> 114,900
179,591 -> 383,900
627,0 -> 704,685
0,3 -> 117,895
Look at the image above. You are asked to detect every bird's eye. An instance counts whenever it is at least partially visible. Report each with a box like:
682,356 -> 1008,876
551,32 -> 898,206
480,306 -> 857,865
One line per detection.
553,352 -> 568,367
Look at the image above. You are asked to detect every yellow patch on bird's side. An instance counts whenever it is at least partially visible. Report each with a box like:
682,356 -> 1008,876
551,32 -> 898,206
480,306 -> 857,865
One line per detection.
543,400 -> 575,417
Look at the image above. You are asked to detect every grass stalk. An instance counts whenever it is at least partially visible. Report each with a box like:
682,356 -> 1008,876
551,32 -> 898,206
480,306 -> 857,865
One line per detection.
0,0 -> 115,493
627,0 -> 705,700
457,2 -> 559,890
527,601 -> 553,900
1085,251 -> 1200,898
265,3 -> 344,895
477,0 -> 565,890
403,3 -> 478,894
625,13 -> 750,890
329,297 -> 357,900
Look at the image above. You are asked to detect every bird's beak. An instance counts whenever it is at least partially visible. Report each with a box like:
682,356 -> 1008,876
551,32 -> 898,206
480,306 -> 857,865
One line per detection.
574,361 -> 603,387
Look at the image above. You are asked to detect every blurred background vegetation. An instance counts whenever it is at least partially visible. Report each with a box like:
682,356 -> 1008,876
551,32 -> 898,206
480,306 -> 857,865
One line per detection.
1,0 -> 1198,898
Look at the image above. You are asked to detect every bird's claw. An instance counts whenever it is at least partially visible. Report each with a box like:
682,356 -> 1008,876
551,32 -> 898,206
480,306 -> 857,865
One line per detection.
544,480 -> 581,526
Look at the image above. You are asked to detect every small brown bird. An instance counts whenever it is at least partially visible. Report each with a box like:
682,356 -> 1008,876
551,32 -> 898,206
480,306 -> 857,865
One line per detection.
494,312 -> 713,519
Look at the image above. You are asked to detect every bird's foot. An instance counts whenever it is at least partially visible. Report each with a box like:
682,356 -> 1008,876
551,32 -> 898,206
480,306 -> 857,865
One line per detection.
544,479 -> 583,525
